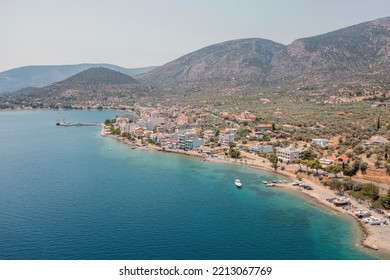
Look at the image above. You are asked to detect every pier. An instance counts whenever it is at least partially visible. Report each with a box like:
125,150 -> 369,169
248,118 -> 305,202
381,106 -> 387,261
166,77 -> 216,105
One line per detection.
56,120 -> 102,127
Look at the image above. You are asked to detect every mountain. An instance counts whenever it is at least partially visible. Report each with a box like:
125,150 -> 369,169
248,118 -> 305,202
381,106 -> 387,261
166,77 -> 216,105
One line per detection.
139,38 -> 285,89
140,17 -> 390,91
0,63 -> 156,94
270,17 -> 390,83
11,67 -> 148,107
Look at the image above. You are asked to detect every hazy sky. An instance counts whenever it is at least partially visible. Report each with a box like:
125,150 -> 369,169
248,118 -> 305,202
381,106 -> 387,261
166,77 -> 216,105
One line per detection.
1,0 -> 389,72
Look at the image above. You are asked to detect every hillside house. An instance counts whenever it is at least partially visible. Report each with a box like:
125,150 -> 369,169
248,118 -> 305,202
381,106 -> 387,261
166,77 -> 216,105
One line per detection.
255,124 -> 273,132
311,138 -> 329,147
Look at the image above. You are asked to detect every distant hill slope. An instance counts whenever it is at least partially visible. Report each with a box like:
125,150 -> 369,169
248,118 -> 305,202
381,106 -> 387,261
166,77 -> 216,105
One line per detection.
0,63 -> 155,94
140,17 -> 390,90
12,67 -> 149,106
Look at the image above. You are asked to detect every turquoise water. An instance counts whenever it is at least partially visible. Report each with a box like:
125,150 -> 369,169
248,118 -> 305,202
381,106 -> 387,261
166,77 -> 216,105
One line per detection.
0,110 -> 380,259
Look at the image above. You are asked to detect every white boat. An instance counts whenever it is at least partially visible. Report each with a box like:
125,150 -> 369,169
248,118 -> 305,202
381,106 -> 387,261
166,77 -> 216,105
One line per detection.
368,217 -> 387,226
354,210 -> 371,219
235,179 -> 242,188
262,181 -> 268,184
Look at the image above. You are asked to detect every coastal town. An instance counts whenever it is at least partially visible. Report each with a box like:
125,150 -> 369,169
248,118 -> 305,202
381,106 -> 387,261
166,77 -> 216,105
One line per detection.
101,102 -> 390,253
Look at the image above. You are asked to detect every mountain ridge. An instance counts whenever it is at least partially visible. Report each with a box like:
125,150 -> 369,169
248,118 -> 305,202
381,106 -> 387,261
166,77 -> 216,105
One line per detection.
10,67 -> 149,107
2,17 -> 390,108
0,63 -> 156,94
140,17 -> 390,91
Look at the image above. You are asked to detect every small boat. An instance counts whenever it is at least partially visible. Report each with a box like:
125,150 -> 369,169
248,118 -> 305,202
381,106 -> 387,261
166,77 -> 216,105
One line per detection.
333,197 -> 350,206
109,147 -> 112,151
262,181 -> 268,184
235,179 -> 242,188
354,210 -> 371,219
364,217 -> 387,225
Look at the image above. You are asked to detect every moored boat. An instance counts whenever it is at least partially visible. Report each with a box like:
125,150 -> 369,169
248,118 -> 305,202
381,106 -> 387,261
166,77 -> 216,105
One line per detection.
333,197 -> 350,206
369,217 -> 387,225
354,210 -> 371,219
235,179 -> 242,188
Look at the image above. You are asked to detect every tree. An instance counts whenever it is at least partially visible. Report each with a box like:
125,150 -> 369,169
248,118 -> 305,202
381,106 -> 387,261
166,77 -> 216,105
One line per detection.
301,149 -> 315,160
267,152 -> 278,171
360,162 -> 368,174
361,183 -> 379,201
228,147 -> 240,159
343,164 -> 356,178
341,178 -> 354,191
352,160 -> 361,173
385,163 -> 390,175
295,158 -> 303,171
302,159 -> 311,173
325,164 -> 342,178
377,115 -> 381,130
310,160 -> 322,175
328,179 -> 343,192
380,189 -> 390,209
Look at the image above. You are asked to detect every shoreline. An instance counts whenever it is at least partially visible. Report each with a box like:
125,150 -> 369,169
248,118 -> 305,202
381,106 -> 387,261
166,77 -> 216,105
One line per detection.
101,127 -> 390,258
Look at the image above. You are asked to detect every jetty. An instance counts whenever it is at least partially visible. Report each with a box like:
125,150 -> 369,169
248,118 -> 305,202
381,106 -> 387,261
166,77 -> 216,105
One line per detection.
56,120 -> 102,127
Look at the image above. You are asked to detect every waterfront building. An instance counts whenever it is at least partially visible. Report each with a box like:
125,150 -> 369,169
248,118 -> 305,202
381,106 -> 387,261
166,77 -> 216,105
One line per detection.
250,144 -> 273,154
144,118 -> 167,131
276,144 -> 303,163
203,130 -> 215,143
218,129 -> 236,146
178,132 -> 204,151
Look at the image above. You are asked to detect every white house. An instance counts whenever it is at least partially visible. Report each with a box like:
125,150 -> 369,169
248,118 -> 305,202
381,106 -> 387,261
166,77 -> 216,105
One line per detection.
364,136 -> 390,146
311,139 -> 329,147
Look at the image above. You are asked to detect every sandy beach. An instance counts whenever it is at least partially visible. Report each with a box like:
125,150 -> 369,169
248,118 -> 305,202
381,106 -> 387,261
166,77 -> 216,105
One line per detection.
101,127 -> 390,258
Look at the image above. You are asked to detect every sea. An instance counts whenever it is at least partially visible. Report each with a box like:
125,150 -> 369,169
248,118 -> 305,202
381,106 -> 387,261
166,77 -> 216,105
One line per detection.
0,110 -> 382,260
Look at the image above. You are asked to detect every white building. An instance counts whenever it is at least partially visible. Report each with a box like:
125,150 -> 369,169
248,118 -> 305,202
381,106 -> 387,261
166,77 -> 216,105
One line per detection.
311,139 -> 329,147
276,144 -> 303,163
250,144 -> 273,154
178,132 -> 204,151
364,136 -> 390,146
218,129 -> 235,146
203,130 -> 215,143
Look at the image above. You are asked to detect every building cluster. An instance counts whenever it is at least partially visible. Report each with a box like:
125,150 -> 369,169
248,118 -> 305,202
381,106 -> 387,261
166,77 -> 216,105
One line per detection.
112,105 -> 281,155
115,104 -> 207,151
112,105 -> 369,169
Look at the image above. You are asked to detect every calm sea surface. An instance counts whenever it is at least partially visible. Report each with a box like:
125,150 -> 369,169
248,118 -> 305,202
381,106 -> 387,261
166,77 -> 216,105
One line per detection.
0,110 -> 380,259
